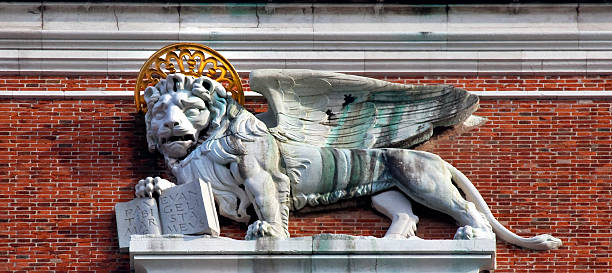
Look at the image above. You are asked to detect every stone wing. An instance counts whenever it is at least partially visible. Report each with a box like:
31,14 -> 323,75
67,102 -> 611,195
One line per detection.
250,69 -> 478,149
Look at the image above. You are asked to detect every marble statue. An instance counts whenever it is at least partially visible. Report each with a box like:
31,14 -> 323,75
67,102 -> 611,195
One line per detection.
133,69 -> 561,250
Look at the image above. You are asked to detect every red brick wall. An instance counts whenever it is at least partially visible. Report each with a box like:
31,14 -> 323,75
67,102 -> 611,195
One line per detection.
1,75 -> 611,272
0,76 -> 136,92
3,75 -> 612,92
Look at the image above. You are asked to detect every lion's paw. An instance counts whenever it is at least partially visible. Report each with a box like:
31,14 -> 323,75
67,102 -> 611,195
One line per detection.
454,225 -> 495,240
245,220 -> 289,240
135,177 -> 176,198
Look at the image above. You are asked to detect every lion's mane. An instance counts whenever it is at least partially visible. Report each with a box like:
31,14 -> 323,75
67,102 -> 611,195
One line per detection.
143,73 -> 268,223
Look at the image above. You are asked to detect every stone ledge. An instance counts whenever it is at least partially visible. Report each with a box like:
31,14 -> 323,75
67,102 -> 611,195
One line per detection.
129,234 -> 495,273
4,91 -> 612,100
0,91 -> 262,99
470,91 -> 612,100
4,48 -> 612,75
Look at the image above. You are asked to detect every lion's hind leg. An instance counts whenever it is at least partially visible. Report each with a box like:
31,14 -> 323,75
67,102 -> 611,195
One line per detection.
385,149 -> 494,240
372,190 -> 420,239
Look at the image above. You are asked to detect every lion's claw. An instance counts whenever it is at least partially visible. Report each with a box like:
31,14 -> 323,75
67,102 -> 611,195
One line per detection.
135,176 -> 175,198
245,220 -> 289,240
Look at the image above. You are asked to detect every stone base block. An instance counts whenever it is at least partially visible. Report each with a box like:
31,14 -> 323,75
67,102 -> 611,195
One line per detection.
130,234 -> 495,273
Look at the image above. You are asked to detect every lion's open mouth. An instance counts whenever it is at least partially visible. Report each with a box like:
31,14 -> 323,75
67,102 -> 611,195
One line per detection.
161,134 -> 196,144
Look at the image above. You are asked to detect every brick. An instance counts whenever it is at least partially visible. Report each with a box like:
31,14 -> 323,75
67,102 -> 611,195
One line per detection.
1,75 -> 612,272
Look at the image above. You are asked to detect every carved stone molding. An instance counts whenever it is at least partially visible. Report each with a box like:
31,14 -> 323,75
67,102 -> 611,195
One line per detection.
3,91 -> 612,100
129,235 -> 496,273
2,3 -> 612,75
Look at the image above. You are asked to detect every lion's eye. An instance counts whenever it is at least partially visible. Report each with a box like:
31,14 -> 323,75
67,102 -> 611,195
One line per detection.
184,108 -> 200,117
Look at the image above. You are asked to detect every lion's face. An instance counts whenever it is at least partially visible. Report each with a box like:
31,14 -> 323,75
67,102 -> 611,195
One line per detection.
144,74 -> 230,160
148,90 -> 211,158
144,73 -> 231,159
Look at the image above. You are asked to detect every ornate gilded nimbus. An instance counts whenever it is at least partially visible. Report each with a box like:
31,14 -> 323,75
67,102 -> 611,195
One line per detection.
134,43 -> 244,112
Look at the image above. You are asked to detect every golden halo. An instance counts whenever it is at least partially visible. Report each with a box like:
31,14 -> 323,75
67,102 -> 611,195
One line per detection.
134,43 -> 244,112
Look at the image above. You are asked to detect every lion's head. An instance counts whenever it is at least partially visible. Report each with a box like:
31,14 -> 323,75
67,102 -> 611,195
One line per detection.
143,73 -> 232,160
143,73 -> 270,223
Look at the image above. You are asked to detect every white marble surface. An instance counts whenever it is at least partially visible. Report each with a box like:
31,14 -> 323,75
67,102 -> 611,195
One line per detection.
2,3 -> 612,75
157,180 -> 219,236
130,234 -> 496,273
115,198 -> 162,251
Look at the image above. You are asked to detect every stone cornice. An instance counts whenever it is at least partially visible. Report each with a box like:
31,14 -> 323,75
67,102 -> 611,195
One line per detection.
2,3 -> 612,75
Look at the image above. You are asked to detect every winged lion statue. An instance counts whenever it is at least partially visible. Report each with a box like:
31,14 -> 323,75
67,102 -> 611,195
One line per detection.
133,68 -> 561,251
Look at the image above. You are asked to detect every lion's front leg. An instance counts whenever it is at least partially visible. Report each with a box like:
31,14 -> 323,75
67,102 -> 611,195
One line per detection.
241,158 -> 290,240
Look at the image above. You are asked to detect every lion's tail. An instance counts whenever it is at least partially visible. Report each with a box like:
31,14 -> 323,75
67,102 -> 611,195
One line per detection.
445,162 -> 562,251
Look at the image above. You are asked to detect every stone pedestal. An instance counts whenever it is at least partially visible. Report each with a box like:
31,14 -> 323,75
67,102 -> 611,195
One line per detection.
130,234 -> 495,273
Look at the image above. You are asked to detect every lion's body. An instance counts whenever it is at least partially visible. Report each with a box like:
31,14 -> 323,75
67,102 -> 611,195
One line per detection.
139,73 -> 562,250
161,102 -> 495,240
280,142 -> 460,212
281,142 -> 393,210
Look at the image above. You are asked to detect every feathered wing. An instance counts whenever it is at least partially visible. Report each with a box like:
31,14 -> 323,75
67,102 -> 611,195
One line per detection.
250,69 -> 478,149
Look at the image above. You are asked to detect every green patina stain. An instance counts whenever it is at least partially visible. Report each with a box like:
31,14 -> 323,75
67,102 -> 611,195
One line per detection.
372,180 -> 395,193
325,104 -> 352,147
324,100 -> 376,147
348,150 -> 362,189
360,150 -> 373,186
380,103 -> 407,144
319,148 -> 336,194
393,104 -> 407,139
